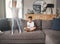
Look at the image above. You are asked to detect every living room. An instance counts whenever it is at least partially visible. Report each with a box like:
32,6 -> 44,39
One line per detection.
0,0 -> 60,44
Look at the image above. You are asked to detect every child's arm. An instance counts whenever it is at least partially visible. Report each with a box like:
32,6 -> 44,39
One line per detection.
8,1 -> 11,8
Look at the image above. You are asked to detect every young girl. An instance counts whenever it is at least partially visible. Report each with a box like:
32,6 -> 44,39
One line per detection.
9,0 -> 21,35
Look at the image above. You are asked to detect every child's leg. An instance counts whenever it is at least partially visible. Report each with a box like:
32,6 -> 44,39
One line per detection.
30,27 -> 36,31
11,18 -> 14,34
24,27 -> 30,32
16,18 -> 21,33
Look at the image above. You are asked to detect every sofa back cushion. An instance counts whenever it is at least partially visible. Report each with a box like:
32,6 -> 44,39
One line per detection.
52,18 -> 60,31
20,19 -> 27,31
42,20 -> 52,29
0,19 -> 11,31
34,19 -> 42,30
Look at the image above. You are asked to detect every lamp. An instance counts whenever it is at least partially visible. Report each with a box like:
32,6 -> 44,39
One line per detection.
47,4 -> 54,14
42,4 -> 54,14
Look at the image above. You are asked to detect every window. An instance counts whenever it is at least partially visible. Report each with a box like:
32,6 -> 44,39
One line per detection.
5,0 -> 22,18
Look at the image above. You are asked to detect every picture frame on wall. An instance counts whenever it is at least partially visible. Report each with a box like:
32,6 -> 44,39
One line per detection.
33,0 -> 43,14
33,4 -> 41,14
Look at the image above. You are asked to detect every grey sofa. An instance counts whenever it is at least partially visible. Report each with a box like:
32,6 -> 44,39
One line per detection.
0,18 -> 60,44
0,19 -> 45,44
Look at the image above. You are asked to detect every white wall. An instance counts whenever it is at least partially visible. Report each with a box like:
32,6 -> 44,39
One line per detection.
56,0 -> 60,9
24,0 -> 39,15
0,0 -> 5,18
56,0 -> 60,17
24,0 -> 56,15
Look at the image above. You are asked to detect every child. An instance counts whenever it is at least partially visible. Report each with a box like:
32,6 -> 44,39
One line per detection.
9,0 -> 21,35
24,16 -> 36,32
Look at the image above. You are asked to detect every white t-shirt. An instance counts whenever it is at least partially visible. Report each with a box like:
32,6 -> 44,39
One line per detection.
11,7 -> 19,18
27,21 -> 34,28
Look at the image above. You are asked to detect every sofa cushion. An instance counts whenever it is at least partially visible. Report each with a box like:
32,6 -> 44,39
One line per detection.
43,29 -> 60,44
0,31 -> 45,40
52,18 -> 60,31
34,19 -> 42,30
0,30 -> 45,40
20,19 -> 27,31
0,30 -> 45,43
42,20 -> 52,29
0,19 -> 11,31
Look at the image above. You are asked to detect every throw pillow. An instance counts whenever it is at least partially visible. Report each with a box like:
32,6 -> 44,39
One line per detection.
52,18 -> 60,31
0,19 -> 11,31
34,19 -> 42,30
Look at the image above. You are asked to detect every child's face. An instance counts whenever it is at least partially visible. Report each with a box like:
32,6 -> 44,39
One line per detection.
28,18 -> 32,23
12,1 -> 17,7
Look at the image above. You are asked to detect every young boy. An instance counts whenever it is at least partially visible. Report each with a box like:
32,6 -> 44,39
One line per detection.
9,0 -> 21,35
24,16 -> 36,32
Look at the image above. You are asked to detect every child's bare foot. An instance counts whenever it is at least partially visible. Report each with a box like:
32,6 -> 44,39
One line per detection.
11,32 -> 13,35
19,31 -> 21,34
0,31 -> 3,33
